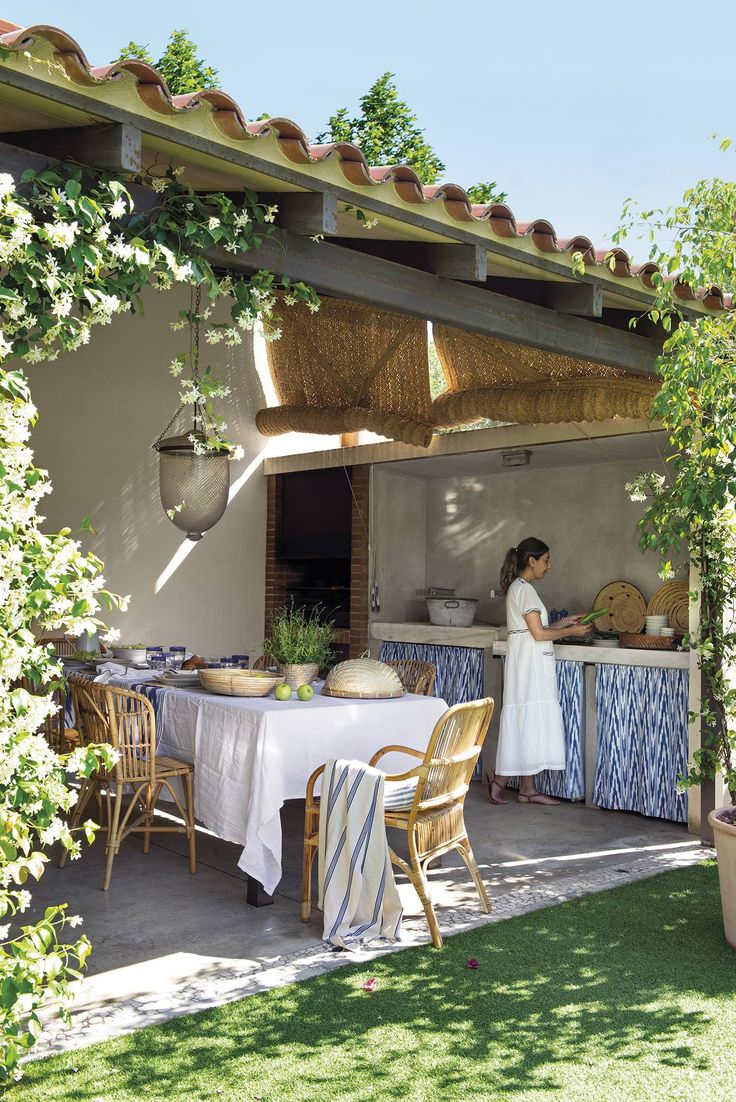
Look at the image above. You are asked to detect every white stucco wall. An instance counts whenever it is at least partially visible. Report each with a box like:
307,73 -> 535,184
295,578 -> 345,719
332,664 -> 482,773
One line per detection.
26,289 -> 270,658
371,467 -> 428,625
373,459 -> 678,623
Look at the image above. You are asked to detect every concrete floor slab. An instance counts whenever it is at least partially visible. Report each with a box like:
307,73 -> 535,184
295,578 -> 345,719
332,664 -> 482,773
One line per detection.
25,787 -> 707,1061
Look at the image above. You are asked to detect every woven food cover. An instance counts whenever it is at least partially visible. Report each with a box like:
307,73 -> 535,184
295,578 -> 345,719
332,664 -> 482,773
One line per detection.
256,297 -> 434,447
322,658 -> 404,699
647,580 -> 690,634
431,324 -> 658,427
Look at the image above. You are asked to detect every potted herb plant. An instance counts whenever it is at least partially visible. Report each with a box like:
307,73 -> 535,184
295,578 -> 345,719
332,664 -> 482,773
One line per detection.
263,605 -> 336,689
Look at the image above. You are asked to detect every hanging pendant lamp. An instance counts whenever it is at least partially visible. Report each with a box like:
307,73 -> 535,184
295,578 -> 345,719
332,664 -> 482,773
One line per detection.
153,289 -> 231,541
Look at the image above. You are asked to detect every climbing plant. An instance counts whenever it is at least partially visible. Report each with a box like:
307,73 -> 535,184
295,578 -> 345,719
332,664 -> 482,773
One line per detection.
0,160 -> 318,1080
616,161 -> 736,804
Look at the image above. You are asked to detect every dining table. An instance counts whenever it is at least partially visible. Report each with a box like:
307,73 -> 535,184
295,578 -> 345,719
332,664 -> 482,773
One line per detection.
65,663 -> 448,903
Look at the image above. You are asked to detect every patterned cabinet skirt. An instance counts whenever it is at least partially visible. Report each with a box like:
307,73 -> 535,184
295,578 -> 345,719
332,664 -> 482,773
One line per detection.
593,664 -> 688,824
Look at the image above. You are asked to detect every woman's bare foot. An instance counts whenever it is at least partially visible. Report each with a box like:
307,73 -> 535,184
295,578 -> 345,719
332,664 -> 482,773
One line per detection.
488,781 -> 509,805
517,790 -> 560,805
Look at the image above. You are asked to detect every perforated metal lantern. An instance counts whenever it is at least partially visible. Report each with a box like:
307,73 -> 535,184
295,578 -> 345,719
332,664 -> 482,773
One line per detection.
156,434 -> 230,541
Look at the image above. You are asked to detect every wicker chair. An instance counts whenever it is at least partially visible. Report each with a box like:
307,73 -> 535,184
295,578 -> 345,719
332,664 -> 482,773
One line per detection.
384,659 -> 436,697
252,654 -> 270,671
60,676 -> 196,890
18,677 -> 79,754
40,636 -> 76,657
302,697 -> 494,948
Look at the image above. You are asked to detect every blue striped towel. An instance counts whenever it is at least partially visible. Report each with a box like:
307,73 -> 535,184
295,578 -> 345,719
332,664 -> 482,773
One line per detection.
318,759 -> 403,949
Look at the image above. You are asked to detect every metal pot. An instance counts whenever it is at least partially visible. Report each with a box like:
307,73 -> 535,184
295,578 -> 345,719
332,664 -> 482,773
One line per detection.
426,597 -> 478,627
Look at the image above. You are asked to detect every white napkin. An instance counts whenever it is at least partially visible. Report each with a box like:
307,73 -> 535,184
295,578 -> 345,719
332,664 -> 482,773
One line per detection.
93,662 -> 141,684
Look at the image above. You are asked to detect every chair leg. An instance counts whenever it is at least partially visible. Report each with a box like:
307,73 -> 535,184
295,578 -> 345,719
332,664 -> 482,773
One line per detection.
301,839 -> 317,922
59,778 -> 97,868
406,847 -> 443,949
183,772 -> 196,874
457,837 -> 491,914
103,785 -> 124,891
142,783 -> 153,854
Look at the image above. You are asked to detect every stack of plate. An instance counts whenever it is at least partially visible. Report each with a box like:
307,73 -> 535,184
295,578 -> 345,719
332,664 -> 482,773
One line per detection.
645,615 -> 668,635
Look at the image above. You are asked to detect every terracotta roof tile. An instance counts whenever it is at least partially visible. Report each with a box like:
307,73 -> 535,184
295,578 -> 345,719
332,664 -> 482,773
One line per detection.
0,18 -> 727,309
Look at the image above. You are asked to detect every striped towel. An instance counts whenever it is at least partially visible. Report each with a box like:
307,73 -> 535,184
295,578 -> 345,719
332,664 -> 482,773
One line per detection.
318,759 -> 403,949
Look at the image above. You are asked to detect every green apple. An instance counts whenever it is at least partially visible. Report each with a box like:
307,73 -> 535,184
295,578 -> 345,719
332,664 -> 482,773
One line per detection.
297,683 -> 314,701
274,683 -> 292,701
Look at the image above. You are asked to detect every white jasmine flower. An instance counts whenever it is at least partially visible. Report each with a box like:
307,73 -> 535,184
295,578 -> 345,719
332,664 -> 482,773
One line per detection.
44,220 -> 78,249
172,165 -> 185,177
100,627 -> 121,643
0,171 -> 14,199
109,197 -> 127,219
0,330 -> 13,358
51,290 -> 74,319
231,445 -> 245,461
151,177 -> 167,193
0,924 -> 9,940
169,357 -> 185,377
207,216 -> 221,230
223,241 -> 238,254
17,890 -> 31,913
263,204 -> 278,223
67,914 -> 83,928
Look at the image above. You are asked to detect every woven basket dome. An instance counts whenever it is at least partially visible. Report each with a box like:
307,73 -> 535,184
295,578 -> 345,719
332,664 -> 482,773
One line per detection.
322,658 -> 404,699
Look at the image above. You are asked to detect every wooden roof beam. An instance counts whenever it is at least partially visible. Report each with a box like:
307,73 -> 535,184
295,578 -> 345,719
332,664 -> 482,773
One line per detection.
209,231 -> 661,376
4,124 -> 142,174
259,190 -> 338,236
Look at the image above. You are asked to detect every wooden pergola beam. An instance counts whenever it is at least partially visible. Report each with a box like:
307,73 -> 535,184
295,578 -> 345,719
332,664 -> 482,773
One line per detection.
0,138 -> 659,376
208,232 -> 661,376
6,124 -> 142,174
426,244 -> 487,282
259,190 -> 338,236
544,282 -> 603,317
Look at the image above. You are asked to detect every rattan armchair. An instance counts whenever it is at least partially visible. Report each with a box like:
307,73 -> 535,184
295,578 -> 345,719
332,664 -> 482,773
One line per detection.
18,677 -> 79,755
384,659 -> 436,696
60,676 -> 196,890
302,697 -> 494,948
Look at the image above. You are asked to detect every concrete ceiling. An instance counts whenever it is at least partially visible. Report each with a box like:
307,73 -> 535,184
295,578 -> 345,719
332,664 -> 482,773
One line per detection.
382,429 -> 668,480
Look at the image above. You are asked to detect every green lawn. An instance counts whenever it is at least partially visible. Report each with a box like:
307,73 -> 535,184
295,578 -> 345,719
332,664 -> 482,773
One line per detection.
12,862 -> 735,1102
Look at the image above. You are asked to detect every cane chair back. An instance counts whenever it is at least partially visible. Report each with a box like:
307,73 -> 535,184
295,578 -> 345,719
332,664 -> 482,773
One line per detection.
63,675 -> 196,889
384,659 -> 436,697
301,697 -> 494,947
252,654 -> 270,671
18,676 -> 77,755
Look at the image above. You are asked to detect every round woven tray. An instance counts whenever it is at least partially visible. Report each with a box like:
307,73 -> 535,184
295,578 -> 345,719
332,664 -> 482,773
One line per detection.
322,658 -> 404,700
198,668 -> 284,697
593,581 -> 647,634
619,632 -> 676,651
647,581 -> 689,634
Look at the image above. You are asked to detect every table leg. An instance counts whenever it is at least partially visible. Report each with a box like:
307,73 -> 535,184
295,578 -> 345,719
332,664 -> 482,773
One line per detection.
246,875 -> 274,907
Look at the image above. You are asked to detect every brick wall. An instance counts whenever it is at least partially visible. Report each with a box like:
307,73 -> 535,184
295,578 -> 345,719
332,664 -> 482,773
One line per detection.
349,465 -> 370,657
264,466 -> 371,659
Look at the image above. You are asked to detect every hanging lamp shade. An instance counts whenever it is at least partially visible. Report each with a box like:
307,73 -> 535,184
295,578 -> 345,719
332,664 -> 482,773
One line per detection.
155,434 -> 230,542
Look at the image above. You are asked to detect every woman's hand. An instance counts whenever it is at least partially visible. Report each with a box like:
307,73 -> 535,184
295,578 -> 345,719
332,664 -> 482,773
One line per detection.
562,614 -> 585,628
566,622 -> 593,637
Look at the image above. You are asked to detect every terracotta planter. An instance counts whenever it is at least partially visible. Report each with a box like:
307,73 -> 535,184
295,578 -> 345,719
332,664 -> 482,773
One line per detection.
277,663 -> 320,690
709,807 -> 736,949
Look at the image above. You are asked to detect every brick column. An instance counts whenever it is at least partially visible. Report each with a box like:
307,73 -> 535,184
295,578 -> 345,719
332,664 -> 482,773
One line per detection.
349,465 -> 370,657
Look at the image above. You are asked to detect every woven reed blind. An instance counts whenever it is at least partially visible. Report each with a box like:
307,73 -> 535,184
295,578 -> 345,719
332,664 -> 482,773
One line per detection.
432,324 -> 659,427
256,297 -> 434,447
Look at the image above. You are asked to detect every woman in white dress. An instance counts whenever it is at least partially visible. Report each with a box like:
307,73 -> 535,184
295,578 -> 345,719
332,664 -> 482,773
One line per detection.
490,537 -> 591,806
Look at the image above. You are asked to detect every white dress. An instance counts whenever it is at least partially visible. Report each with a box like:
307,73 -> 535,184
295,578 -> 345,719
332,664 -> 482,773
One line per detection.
496,578 -> 566,775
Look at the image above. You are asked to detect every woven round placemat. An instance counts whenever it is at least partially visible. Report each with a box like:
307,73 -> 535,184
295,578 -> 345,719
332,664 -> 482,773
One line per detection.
593,581 -> 647,634
647,581 -> 689,634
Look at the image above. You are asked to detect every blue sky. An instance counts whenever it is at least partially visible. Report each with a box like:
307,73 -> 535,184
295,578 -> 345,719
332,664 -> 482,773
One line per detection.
8,1 -> 735,251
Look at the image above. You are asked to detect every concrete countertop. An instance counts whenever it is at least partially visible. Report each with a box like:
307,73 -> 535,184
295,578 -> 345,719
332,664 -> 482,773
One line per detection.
370,621 -> 506,647
492,640 -> 689,669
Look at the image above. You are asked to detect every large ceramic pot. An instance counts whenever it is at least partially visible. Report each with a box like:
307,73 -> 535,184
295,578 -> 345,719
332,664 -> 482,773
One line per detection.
709,807 -> 736,948
277,662 -> 320,690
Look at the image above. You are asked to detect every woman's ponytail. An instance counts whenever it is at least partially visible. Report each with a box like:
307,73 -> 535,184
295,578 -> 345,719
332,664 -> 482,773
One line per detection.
500,536 -> 550,594
500,547 -> 519,595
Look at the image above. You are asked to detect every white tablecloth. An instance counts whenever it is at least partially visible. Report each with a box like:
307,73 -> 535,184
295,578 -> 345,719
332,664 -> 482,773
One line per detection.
125,679 -> 446,894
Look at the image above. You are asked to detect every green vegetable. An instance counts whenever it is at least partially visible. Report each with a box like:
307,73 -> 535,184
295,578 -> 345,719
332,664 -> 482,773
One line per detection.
580,607 -> 609,625
71,650 -> 105,663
